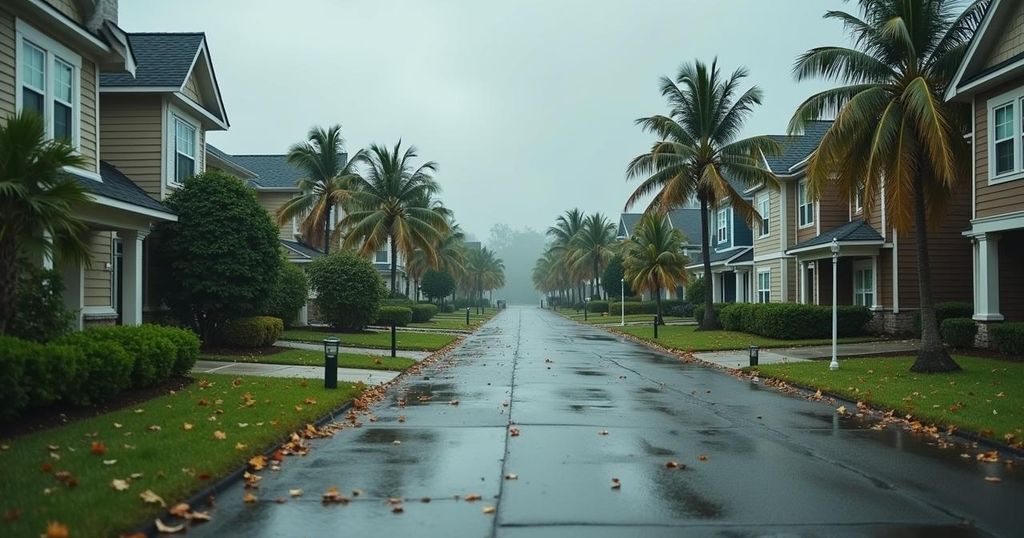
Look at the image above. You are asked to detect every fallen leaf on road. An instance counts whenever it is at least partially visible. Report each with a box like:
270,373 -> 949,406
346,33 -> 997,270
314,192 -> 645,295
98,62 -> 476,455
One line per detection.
698,455 -> 708,462
398,416 -> 406,423
610,478 -> 621,489
509,426 -> 520,437
243,493 -> 258,503
392,505 -> 404,513
504,473 -> 518,480
450,400 -> 460,406
665,461 -> 681,469
289,488 -> 303,497
598,429 -> 609,436
421,497 -> 431,503
392,440 -> 401,445
190,511 -> 212,522
168,503 -> 190,518
139,490 -> 166,507
464,494 -> 482,502
249,455 -> 267,471
155,518 -> 184,534
984,476 -> 1002,483
322,487 -> 349,504
836,406 -> 847,415
483,506 -> 496,514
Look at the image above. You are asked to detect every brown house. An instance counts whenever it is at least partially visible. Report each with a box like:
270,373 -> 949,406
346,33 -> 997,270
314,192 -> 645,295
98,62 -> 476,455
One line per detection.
947,0 -> 1024,336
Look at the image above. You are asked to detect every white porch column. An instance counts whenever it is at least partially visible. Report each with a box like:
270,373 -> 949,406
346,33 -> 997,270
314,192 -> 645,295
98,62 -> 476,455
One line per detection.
974,233 -> 1003,321
871,255 -> 882,309
120,229 -> 148,326
711,272 -> 722,303
297,302 -> 309,327
734,270 -> 745,303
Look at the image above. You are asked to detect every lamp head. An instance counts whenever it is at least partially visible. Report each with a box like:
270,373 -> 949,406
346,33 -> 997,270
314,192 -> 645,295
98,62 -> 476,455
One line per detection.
830,238 -> 840,256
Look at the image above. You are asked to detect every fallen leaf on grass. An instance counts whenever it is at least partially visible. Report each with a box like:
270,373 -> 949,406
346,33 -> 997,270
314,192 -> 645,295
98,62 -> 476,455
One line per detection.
234,443 -> 248,451
111,479 -> 129,491
103,459 -> 117,465
155,518 -> 185,534
213,431 -> 227,440
3,508 -> 21,521
140,490 -> 166,507
44,521 -> 69,538
304,398 -> 317,405
182,423 -> 194,431
90,441 -> 107,455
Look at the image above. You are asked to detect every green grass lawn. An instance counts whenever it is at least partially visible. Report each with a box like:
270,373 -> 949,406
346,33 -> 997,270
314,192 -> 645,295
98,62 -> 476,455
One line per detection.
753,356 -> 1024,440
563,312 -> 688,325
279,329 -> 457,351
616,324 -> 878,351
200,348 -> 416,371
0,374 -> 361,537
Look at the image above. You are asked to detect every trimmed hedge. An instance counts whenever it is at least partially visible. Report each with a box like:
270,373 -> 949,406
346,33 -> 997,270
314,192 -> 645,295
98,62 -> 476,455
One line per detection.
940,318 -> 977,349
375,306 -> 413,327
410,303 -> 438,322
914,302 -> 974,336
990,322 -> 1024,357
440,304 -> 455,314
587,300 -> 609,313
1,325 -> 200,421
220,316 -> 284,348
716,303 -> 872,339
694,303 -> 726,325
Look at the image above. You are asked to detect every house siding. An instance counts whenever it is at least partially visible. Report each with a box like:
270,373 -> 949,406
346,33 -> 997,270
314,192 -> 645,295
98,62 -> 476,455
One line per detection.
84,231 -> 112,308
984,0 -> 1024,68
0,9 -> 14,119
258,191 -> 299,241
100,93 -> 163,199
79,58 -> 97,171
183,72 -> 201,103
974,79 -> 1024,218
753,186 -> 780,254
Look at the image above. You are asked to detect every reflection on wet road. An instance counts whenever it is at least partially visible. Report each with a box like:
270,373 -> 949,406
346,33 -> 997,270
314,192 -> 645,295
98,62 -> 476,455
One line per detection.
189,306 -> 1022,537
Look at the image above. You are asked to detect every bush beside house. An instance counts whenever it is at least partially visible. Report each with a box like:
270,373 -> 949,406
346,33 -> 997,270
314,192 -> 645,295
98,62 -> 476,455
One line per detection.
939,318 -> 977,349
375,306 -> 414,327
264,262 -> 309,327
989,323 -> 1024,358
411,303 -> 439,322
6,264 -> 74,342
309,251 -> 386,330
220,316 -> 284,348
713,303 -> 872,339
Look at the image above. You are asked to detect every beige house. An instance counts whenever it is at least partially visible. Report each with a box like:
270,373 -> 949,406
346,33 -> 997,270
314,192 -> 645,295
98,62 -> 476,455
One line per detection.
947,0 -> 1024,333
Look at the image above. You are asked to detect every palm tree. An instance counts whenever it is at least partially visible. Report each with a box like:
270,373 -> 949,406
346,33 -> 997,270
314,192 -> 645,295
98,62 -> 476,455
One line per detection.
569,213 -> 616,299
277,125 -> 361,255
622,214 -> 689,324
0,112 -> 89,333
341,141 -> 449,294
789,0 -> 986,373
626,59 -> 778,331
546,209 -> 586,303
407,223 -> 465,301
466,246 -> 504,314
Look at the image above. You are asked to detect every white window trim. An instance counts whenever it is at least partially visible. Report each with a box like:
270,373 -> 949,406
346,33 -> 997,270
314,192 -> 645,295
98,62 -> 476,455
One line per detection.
853,184 -> 864,215
757,194 -> 770,238
716,207 -> 730,244
797,180 -> 814,229
14,19 -> 82,151
375,239 -> 390,264
165,103 -> 201,189
987,86 -> 1024,184
757,268 -> 771,304
852,259 -> 874,307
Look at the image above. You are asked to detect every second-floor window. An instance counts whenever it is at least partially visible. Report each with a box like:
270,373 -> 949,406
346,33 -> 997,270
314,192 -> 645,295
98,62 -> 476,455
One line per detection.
716,208 -> 729,243
853,183 -> 865,214
375,241 -> 389,263
987,88 -> 1024,182
174,118 -> 197,184
17,22 -> 81,148
757,195 -> 770,237
798,181 -> 814,227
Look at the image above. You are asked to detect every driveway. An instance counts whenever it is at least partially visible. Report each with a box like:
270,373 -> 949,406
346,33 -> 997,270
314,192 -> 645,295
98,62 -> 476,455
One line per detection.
187,306 -> 1022,537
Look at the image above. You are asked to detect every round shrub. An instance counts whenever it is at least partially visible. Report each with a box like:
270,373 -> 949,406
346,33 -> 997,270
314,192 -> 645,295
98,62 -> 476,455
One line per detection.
587,300 -> 609,313
0,336 -> 32,420
410,303 -> 438,323
7,263 -> 74,342
440,304 -> 455,314
940,318 -> 977,349
220,316 -> 284,348
990,322 -> 1024,357
376,306 -> 413,327
84,326 -> 176,388
146,325 -> 201,375
309,251 -> 386,330
56,333 -> 133,405
421,269 -> 456,303
686,277 -> 708,305
265,262 -> 309,327
20,342 -> 81,407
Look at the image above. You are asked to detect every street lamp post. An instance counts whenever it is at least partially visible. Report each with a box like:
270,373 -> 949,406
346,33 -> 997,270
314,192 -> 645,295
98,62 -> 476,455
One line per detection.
620,278 -> 625,326
829,238 -> 840,371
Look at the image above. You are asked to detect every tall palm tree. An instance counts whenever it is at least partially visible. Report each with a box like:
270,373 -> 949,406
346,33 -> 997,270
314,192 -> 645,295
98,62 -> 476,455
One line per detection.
341,141 -> 449,294
790,0 -> 987,373
407,222 -> 465,301
622,214 -> 689,324
466,246 -> 504,314
569,213 -> 616,299
0,112 -> 89,334
626,59 -> 778,331
277,125 -> 361,255
546,209 -> 586,303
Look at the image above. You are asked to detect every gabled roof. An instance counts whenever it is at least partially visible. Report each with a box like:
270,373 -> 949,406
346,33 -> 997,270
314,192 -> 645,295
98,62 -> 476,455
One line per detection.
228,153 -> 348,190
763,121 -> 832,174
206,145 -> 257,180
786,219 -> 884,253
665,208 -> 701,245
947,0 -> 1022,100
76,161 -> 174,215
686,246 -> 752,269
617,213 -> 642,238
280,239 -> 322,260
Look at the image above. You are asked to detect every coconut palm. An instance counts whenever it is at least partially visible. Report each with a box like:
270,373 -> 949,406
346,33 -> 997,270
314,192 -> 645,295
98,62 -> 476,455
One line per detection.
533,246 -> 571,306
622,214 -> 689,324
626,59 -> 778,331
466,246 -> 504,314
407,222 -> 466,301
341,141 -> 449,294
0,111 -> 89,334
546,208 -> 586,303
277,125 -> 361,255
568,213 -> 616,299
789,0 -> 987,373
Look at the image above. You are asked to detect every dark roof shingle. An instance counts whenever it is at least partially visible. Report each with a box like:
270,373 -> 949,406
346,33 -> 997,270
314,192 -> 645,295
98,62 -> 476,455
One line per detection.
229,153 -> 348,189
280,240 -> 322,259
787,219 -> 884,252
666,208 -> 701,245
76,162 -> 174,215
100,33 -> 205,88
764,121 -> 832,174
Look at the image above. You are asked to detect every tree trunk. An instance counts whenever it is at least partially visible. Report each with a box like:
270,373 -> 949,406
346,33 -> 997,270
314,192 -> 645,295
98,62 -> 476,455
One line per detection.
324,205 -> 332,255
389,237 -> 397,295
655,280 -> 663,326
698,196 -> 720,330
909,173 -> 961,373
0,235 -> 19,334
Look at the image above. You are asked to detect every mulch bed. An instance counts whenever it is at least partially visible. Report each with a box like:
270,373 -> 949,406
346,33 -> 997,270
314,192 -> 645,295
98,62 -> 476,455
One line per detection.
0,376 -> 195,440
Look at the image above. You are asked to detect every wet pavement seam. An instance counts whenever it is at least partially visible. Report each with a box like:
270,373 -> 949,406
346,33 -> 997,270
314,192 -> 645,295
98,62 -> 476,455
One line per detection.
493,308 -> 522,535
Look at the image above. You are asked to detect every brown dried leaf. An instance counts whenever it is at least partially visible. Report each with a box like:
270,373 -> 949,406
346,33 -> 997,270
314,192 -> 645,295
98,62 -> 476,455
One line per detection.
482,505 -> 496,514
111,479 -> 129,491
44,521 -> 69,538
212,431 -> 227,440
139,490 -> 166,507
168,503 -> 190,518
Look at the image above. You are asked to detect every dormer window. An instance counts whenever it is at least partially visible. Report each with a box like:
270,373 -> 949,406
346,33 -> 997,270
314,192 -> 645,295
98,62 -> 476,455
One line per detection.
174,117 -> 197,184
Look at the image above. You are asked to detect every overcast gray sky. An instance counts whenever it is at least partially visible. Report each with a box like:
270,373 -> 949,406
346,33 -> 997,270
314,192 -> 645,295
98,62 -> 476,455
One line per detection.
121,0 -> 845,241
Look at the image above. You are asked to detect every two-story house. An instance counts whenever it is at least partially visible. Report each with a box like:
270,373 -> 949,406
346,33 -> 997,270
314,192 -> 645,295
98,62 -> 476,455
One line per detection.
946,0 -> 1024,339
684,180 -> 756,303
616,205 -> 701,299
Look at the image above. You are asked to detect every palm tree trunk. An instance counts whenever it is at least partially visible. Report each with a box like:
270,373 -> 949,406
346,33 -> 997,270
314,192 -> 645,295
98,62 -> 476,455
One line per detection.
324,205 -> 332,255
655,279 -> 663,326
698,196 -> 720,330
389,237 -> 398,295
909,173 -> 961,373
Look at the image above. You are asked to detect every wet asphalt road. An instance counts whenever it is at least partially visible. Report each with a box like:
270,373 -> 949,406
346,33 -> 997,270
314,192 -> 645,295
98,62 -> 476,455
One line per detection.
189,306 -> 1023,537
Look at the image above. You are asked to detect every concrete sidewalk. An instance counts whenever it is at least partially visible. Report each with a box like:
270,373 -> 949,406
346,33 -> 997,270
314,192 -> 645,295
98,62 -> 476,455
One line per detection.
192,360 -> 398,384
694,339 -> 920,370
274,339 -> 431,360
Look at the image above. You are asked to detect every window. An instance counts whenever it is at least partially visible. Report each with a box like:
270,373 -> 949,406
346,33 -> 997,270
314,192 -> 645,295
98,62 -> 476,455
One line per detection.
757,195 -> 770,237
993,102 -> 1015,176
798,181 -> 814,227
757,270 -> 771,304
375,242 -> 389,263
987,89 -> 1024,182
16,22 -> 80,147
853,260 -> 874,307
173,117 -> 196,184
853,183 -> 865,214
716,208 -> 729,243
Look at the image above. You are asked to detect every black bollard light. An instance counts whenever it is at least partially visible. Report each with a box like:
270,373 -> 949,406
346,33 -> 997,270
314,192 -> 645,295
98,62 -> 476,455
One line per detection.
653,316 -> 659,339
466,307 -> 471,325
391,322 -> 397,358
323,336 -> 339,389
749,345 -> 759,367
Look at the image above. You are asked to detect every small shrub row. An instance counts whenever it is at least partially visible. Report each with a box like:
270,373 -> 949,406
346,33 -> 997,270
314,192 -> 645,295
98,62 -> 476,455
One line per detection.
454,298 -> 490,309
717,303 -> 872,339
939,318 -> 977,349
375,306 -> 413,327
410,303 -> 438,322
990,322 -> 1024,358
0,325 -> 200,421
439,304 -> 455,314
220,316 -> 284,348
609,299 -> 693,317
913,302 -> 973,336
586,301 -> 609,313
